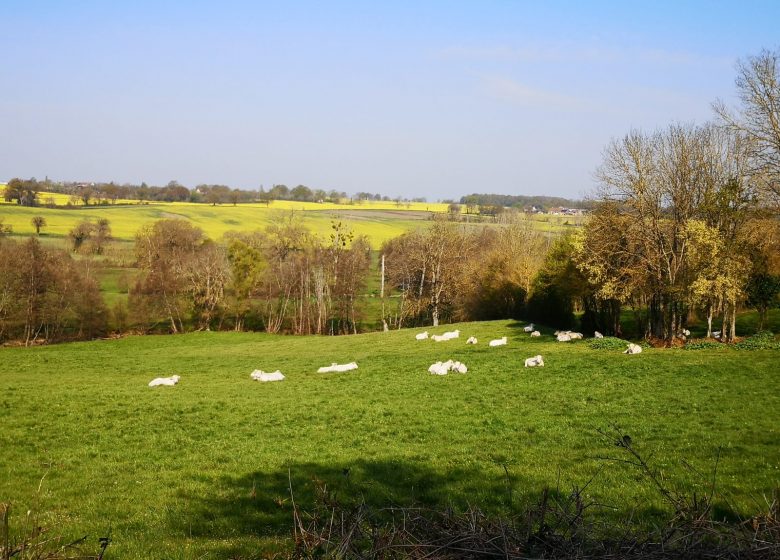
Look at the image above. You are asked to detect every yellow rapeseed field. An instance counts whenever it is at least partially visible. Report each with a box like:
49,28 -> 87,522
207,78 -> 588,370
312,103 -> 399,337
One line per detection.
0,187 -> 577,247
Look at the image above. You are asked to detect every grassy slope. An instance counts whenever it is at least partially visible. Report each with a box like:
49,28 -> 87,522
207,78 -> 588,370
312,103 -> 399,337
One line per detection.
1,321 -> 778,558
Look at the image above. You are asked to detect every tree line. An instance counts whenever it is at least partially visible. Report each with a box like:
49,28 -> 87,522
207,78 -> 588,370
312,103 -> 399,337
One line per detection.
2,178 -> 424,207
532,48 -> 780,343
459,193 -> 590,213
0,210 -> 554,344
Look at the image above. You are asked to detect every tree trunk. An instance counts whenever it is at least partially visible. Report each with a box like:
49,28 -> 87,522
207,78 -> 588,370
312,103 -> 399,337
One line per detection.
729,301 -> 737,342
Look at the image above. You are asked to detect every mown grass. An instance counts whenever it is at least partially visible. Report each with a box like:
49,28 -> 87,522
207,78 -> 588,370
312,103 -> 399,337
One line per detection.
1,320 -> 778,558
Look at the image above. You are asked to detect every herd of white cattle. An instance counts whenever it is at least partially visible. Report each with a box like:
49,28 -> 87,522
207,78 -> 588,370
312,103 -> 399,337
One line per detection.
148,323 -> 648,387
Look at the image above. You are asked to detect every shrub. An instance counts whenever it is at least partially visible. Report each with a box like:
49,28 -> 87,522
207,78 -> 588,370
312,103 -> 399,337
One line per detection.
734,331 -> 780,350
587,336 -> 631,350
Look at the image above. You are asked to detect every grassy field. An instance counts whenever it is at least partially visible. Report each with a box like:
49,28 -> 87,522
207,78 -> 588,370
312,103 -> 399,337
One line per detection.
1,320 -> 778,558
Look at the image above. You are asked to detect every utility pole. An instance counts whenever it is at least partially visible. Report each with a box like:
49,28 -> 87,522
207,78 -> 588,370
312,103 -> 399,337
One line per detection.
381,254 -> 388,331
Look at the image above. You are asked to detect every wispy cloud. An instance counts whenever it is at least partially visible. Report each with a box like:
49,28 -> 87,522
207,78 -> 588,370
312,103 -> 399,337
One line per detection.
438,43 -> 732,68
438,45 -> 566,62
481,75 -> 589,110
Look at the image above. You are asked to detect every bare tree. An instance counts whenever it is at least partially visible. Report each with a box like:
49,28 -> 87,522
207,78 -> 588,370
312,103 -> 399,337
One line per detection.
586,123 -> 760,342
181,241 -> 230,330
458,218 -> 546,321
714,48 -> 780,204
0,238 -> 107,344
133,219 -> 205,333
384,222 -> 476,327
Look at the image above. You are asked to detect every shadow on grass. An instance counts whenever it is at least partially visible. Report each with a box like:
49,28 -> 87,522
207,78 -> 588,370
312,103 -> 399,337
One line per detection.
168,458 -> 752,558
169,459 -> 524,548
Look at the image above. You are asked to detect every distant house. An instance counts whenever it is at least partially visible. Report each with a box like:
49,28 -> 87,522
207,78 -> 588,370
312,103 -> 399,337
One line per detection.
549,206 -> 587,216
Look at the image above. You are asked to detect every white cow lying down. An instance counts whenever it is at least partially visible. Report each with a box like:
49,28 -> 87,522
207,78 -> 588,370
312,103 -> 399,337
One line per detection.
149,375 -> 180,387
524,355 -> 544,367
428,360 -> 468,375
530,330 -> 541,337
488,337 -> 508,347
250,369 -> 285,382
624,343 -> 643,355
317,362 -> 359,373
466,336 -> 478,344
415,331 -> 429,340
523,323 -> 535,333
594,331 -> 604,339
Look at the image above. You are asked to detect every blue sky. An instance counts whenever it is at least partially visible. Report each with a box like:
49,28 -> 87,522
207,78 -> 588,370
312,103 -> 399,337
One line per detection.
1,1 -> 778,200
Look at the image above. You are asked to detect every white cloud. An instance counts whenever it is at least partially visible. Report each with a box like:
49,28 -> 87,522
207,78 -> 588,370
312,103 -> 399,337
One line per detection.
481,76 -> 589,110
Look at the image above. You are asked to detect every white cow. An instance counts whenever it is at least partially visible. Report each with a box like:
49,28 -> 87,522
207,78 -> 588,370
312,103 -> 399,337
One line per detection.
557,333 -> 572,342
466,336 -> 478,344
488,337 -> 508,347
317,362 -> 359,373
594,331 -> 604,339
149,375 -> 180,387
524,355 -> 544,367
530,331 -> 541,337
250,370 -> 285,382
415,331 -> 429,340
442,329 -> 460,340
623,343 -> 642,355
523,323 -> 535,333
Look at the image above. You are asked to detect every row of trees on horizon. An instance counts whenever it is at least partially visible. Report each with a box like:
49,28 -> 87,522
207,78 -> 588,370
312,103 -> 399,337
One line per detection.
2,176 -> 586,211
2,178 -> 442,208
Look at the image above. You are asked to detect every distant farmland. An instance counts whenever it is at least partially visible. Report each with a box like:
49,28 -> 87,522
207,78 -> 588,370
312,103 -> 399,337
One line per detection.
0,194 -> 580,247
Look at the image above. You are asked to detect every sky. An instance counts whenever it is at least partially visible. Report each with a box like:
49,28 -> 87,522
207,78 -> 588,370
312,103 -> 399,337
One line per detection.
1,1 -> 778,201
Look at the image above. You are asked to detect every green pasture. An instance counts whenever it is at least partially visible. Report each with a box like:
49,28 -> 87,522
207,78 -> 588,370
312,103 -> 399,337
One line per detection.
1,321 -> 778,558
